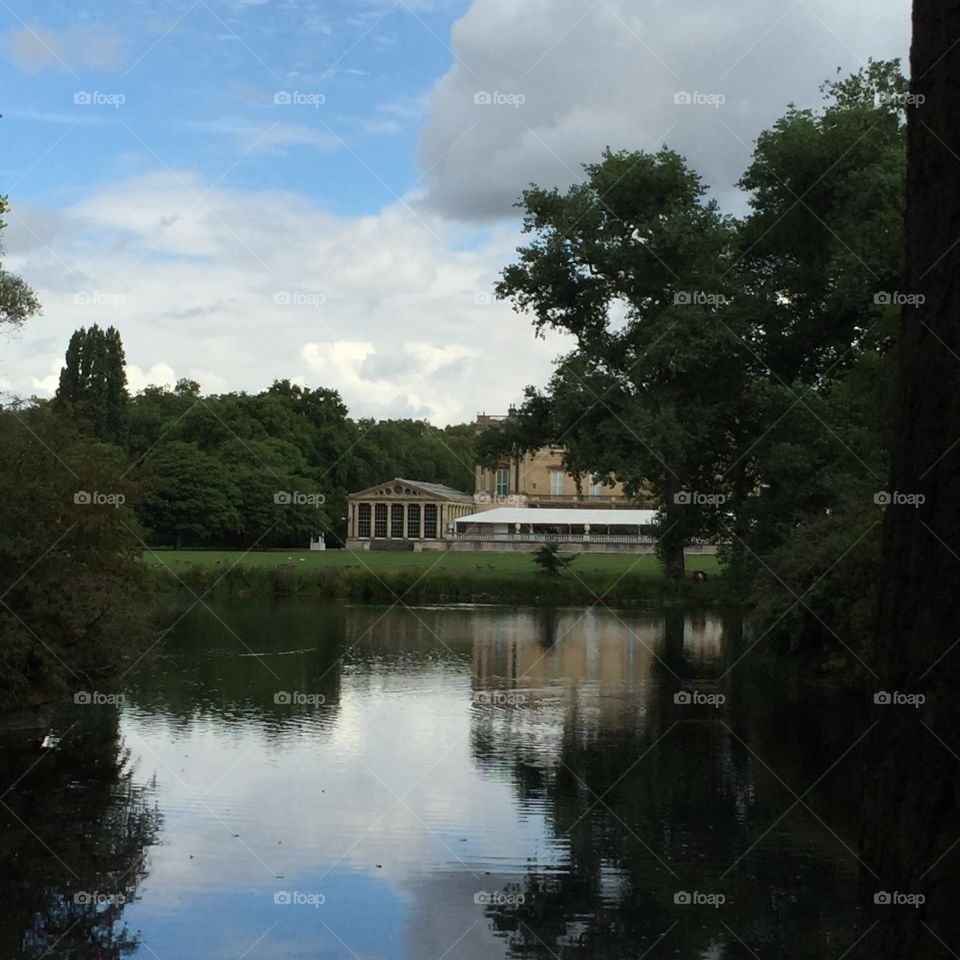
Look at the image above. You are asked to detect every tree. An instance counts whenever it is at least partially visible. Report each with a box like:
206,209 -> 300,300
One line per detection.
858,8 -> 960,956
137,441 -> 239,548
54,324 -> 129,444
0,196 -> 40,329
497,148 -> 744,577
0,406 -> 153,709
532,543 -> 578,577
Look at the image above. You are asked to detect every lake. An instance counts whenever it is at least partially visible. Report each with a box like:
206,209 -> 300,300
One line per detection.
0,601 -> 868,958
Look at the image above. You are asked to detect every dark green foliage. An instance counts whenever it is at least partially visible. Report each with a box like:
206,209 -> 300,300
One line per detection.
531,542 -> 578,577
0,406 -> 154,710
54,324 -> 129,443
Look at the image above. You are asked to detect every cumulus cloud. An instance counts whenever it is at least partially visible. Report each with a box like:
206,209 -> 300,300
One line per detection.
7,173 -> 569,424
417,0 -> 909,219
8,24 -> 123,73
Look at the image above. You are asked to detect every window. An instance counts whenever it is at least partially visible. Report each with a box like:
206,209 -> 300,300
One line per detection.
495,468 -> 509,497
550,472 -> 564,496
424,504 -> 438,538
391,504 -> 405,538
589,478 -> 603,497
357,503 -> 371,537
407,504 -> 421,538
374,503 -> 387,538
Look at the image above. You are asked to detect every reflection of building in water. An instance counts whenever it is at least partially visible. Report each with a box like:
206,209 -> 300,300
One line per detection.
471,608 -> 665,737
683,615 -> 725,668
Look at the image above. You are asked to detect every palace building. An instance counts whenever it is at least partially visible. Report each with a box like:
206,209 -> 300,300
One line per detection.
474,407 -> 632,509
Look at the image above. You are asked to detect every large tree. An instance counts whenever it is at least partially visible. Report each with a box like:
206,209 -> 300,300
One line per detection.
496,148 -> 744,577
55,324 -> 129,444
858,6 -> 960,956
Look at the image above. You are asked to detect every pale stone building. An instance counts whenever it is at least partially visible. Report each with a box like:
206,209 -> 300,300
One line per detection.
474,407 -> 632,509
345,478 -> 474,550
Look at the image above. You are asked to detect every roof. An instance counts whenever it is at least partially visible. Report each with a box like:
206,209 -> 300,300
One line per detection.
348,477 -> 474,502
456,507 -> 659,526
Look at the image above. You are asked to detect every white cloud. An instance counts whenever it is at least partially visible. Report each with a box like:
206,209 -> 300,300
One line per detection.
7,173 -> 569,424
417,0 -> 910,219
125,362 -> 177,392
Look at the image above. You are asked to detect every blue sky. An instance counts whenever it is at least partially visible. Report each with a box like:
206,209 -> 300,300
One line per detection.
3,0 -> 466,213
1,0 -> 909,423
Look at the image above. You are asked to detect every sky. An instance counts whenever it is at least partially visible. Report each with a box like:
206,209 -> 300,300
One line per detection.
1,0 -> 910,424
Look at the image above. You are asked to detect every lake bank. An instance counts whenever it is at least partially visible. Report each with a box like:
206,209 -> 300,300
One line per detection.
142,548 -> 726,606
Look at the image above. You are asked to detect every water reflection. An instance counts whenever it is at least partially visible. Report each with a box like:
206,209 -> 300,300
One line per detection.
0,602 -> 866,959
0,706 -> 161,958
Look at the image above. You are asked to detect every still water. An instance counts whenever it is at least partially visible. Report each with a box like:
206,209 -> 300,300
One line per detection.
1,602 -> 868,958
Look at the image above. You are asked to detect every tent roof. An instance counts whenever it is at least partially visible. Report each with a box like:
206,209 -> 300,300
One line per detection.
456,507 -> 658,526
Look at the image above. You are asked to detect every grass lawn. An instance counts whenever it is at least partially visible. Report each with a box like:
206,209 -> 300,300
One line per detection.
143,547 -> 721,582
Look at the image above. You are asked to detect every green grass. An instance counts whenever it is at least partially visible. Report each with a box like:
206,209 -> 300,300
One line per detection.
143,548 -> 724,606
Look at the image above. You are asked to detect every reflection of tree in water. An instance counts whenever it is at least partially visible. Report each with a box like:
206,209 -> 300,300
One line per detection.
126,600 -> 347,731
473,614 -> 864,958
0,706 -> 161,959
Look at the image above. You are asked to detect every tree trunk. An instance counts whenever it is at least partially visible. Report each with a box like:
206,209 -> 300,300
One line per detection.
659,472 -> 686,579
858,4 -> 960,955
